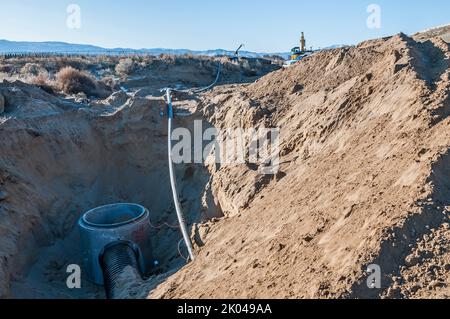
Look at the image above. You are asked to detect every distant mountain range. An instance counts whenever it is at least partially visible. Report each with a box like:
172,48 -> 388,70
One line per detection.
0,39 -> 292,58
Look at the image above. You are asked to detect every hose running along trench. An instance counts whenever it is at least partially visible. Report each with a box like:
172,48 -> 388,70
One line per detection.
164,61 -> 222,262
85,62 -> 221,299
166,88 -> 196,262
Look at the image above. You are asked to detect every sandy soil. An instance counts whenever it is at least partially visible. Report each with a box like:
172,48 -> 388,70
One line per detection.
148,33 -> 450,299
414,24 -> 450,43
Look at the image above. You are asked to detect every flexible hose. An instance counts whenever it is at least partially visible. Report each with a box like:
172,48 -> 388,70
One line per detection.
161,61 -> 222,95
100,241 -> 143,299
166,89 -> 196,262
191,62 -> 222,93
160,61 -> 221,262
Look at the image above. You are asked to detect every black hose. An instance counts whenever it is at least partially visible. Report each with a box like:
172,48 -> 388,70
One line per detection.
100,241 -> 143,299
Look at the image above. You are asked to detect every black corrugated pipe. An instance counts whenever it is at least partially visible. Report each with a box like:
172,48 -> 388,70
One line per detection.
100,241 -> 143,299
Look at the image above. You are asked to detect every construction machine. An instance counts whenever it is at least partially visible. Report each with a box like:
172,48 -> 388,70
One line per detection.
284,32 -> 313,67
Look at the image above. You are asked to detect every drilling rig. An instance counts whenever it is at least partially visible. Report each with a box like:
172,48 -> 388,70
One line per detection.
290,32 -> 309,60
284,32 -> 314,67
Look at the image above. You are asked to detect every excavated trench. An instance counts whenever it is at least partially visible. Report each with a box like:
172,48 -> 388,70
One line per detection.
0,96 -> 218,298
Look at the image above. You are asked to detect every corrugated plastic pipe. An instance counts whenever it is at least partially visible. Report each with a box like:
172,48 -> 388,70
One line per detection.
101,241 -> 143,299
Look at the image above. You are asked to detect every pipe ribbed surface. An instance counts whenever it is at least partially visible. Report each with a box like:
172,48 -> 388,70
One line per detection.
101,241 -> 143,299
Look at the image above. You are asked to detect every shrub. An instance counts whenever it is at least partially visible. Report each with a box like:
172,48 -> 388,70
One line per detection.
56,66 -> 98,96
115,58 -> 136,76
0,64 -> 14,73
142,55 -> 155,65
159,54 -> 176,64
43,60 -> 58,73
20,63 -> 47,76
29,72 -> 55,94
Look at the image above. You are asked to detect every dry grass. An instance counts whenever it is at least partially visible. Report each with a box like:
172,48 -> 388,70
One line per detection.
159,54 -> 176,64
0,53 -> 279,99
0,64 -> 15,74
28,72 -> 55,94
20,63 -> 47,76
55,66 -> 99,96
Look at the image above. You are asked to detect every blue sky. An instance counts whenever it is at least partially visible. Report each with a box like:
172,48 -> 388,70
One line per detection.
0,0 -> 449,52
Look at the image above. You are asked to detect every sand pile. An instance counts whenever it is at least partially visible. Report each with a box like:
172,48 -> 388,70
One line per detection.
0,80 -> 81,118
148,33 -> 450,299
414,24 -> 450,43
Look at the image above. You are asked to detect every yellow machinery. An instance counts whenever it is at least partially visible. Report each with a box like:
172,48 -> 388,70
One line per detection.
290,32 -> 307,60
284,32 -> 314,67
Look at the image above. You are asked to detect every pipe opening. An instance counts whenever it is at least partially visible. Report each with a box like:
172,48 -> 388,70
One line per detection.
78,203 -> 153,287
82,203 -> 147,228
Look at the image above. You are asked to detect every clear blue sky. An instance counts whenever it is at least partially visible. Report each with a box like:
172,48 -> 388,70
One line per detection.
0,0 -> 449,52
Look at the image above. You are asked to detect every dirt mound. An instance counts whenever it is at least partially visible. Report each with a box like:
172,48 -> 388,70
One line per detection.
414,24 -> 450,43
0,81 -> 81,119
148,33 -> 450,299
119,56 -> 279,96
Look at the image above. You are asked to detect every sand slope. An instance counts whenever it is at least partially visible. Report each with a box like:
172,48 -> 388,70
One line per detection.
149,33 -> 450,299
414,24 -> 450,43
